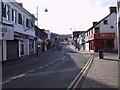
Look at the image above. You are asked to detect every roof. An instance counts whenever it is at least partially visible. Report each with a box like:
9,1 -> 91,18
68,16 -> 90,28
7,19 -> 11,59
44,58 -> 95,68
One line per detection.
8,0 -> 37,20
35,26 -> 48,40
73,31 -> 85,38
86,12 -> 116,32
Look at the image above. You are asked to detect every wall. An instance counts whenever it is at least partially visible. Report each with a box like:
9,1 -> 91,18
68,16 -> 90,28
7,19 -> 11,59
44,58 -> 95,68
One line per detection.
100,13 -> 117,34
2,1 -> 36,37
0,41 -> 2,61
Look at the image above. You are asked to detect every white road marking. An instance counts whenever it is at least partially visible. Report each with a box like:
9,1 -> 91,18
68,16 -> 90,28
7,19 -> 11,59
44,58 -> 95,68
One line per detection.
39,67 -> 43,69
2,80 -> 11,84
10,74 -> 26,80
3,49 -> 65,84
29,68 -> 38,73
61,56 -> 66,60
45,64 -> 49,67
2,74 -> 26,84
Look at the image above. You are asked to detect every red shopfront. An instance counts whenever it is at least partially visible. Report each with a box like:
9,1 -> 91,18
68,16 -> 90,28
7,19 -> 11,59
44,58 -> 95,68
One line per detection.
88,33 -> 115,52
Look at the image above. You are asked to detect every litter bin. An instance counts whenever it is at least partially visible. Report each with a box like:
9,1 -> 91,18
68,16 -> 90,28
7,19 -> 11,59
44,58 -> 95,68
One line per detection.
99,50 -> 104,59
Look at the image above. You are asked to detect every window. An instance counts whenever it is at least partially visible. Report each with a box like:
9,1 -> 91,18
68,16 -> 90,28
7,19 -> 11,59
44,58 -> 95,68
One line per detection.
23,16 -> 25,27
89,31 -> 90,35
104,20 -> 108,25
91,30 -> 93,34
29,40 -> 34,51
12,8 -> 14,21
95,27 -> 100,33
86,32 -> 88,36
111,26 -> 114,29
2,2 -> 6,18
18,13 -> 22,25
26,18 -> 30,28
14,10 -> 17,23
7,5 -> 10,21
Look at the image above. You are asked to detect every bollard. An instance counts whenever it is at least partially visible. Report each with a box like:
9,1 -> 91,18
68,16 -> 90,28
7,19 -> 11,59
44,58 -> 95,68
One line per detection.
99,50 -> 104,59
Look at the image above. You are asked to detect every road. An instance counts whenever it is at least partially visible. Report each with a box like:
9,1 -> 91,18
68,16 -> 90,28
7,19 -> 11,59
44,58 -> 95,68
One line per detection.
2,45 -> 90,88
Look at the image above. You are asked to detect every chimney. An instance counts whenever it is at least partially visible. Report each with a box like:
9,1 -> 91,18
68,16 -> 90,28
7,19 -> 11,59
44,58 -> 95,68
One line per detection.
18,3 -> 23,7
109,7 -> 117,13
93,22 -> 97,26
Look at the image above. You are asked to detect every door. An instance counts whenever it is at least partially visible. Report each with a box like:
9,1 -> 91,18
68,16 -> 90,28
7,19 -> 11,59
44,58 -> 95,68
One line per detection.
7,40 -> 18,60
21,41 -> 24,56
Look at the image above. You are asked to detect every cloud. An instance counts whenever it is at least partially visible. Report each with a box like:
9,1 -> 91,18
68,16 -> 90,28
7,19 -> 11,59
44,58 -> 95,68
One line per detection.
88,0 -> 116,7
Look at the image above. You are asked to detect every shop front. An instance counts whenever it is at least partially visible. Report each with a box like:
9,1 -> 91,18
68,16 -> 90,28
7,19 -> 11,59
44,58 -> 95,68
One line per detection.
29,39 -> 35,55
0,23 -> 14,61
7,40 -> 19,60
88,33 -> 115,52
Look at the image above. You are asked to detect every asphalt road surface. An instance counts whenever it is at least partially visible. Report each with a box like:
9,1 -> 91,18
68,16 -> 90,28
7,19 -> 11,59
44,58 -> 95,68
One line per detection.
3,45 -> 90,88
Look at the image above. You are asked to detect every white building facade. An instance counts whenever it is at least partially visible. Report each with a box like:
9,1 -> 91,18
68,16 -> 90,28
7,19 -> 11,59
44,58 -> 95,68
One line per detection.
1,0 -> 36,61
85,7 -> 117,52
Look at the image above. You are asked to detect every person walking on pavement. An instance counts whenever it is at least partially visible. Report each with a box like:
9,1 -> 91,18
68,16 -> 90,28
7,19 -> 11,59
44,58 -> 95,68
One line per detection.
77,43 -> 80,51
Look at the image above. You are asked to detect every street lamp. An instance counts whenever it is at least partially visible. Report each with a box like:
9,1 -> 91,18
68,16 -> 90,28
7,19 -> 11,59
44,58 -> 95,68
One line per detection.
36,6 -> 48,26
36,6 -> 48,57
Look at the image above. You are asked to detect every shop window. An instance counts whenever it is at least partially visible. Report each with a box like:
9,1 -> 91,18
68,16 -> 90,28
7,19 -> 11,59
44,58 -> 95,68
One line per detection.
18,13 -> 22,25
104,20 -> 108,25
2,2 -> 6,18
29,40 -> 34,51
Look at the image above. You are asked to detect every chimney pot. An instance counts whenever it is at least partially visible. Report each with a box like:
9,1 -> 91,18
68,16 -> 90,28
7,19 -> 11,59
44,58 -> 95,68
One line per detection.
18,3 -> 23,7
109,7 -> 117,13
93,22 -> 97,25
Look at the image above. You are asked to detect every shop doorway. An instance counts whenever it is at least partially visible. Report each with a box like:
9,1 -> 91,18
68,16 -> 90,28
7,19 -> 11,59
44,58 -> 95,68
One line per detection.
7,40 -> 18,60
21,41 -> 24,56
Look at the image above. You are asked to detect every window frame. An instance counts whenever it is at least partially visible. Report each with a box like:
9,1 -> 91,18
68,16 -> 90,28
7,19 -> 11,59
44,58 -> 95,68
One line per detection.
104,20 -> 108,25
18,13 -> 23,25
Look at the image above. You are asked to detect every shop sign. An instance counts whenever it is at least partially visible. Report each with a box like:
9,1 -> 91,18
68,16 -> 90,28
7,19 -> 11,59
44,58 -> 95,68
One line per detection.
88,33 -> 115,40
88,34 -> 94,40
94,33 -> 115,39
0,25 -> 14,40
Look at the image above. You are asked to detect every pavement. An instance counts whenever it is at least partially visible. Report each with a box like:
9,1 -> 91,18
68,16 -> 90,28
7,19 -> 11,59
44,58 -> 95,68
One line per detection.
69,45 -> 120,89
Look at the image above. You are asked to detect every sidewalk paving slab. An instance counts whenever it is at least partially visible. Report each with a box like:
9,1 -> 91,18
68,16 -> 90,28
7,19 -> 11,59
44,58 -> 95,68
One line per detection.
69,45 -> 119,88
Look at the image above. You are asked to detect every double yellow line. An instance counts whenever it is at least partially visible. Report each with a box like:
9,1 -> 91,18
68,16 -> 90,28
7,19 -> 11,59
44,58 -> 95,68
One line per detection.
67,56 -> 94,90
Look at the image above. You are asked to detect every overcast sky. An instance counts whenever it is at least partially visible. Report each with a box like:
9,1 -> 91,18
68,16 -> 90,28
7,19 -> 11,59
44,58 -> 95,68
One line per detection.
15,0 -> 116,34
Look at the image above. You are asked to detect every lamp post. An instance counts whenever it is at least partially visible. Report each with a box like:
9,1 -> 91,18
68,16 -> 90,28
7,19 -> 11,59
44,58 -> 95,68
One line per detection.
117,0 -> 120,59
36,6 -> 48,26
36,6 -> 48,57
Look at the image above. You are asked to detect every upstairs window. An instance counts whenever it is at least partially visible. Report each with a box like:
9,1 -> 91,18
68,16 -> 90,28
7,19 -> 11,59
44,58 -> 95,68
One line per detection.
95,27 -> 100,33
26,18 -> 29,28
91,30 -> 93,34
23,16 -> 25,27
7,5 -> 10,21
104,20 -> 108,25
2,2 -> 6,18
111,26 -> 114,29
18,13 -> 22,25
12,8 -> 14,21
14,10 -> 17,23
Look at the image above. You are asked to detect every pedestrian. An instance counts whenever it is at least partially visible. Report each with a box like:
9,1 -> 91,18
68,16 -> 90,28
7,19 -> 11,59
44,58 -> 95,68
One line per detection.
77,43 -> 80,51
